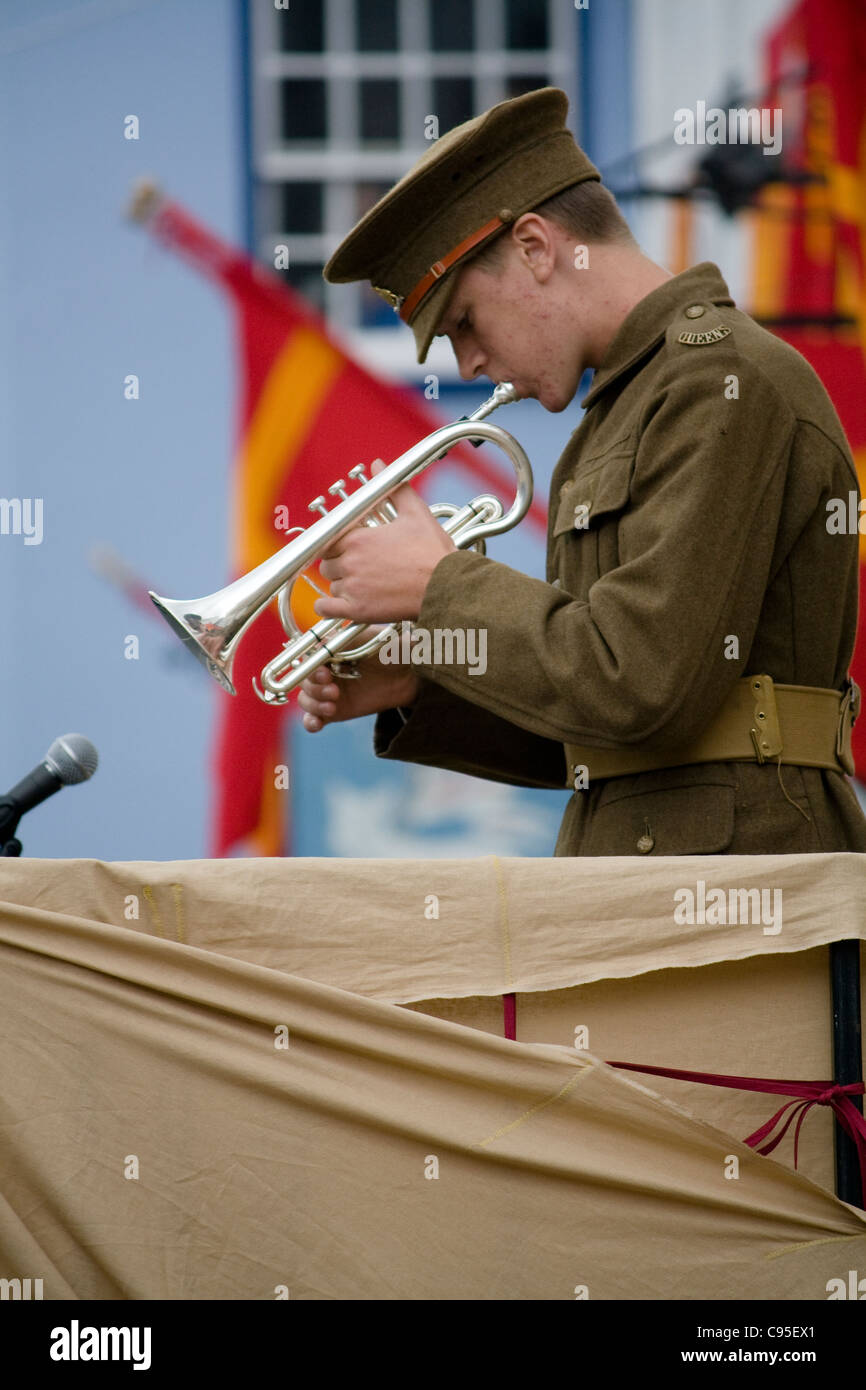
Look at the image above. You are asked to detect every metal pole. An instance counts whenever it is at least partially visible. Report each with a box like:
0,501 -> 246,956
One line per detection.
830,939 -> 864,1208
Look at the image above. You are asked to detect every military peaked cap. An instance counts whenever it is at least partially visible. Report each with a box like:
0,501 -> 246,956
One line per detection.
323,86 -> 601,363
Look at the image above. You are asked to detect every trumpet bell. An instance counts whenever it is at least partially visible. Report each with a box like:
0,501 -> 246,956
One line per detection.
150,558 -> 329,698
148,590 -> 240,695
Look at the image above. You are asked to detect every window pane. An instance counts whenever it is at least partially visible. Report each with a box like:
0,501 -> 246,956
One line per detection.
280,80 -> 327,141
506,0 -> 548,50
356,0 -> 398,51
506,74 -> 550,101
279,262 -> 326,313
280,182 -> 323,234
430,0 -> 475,51
432,78 -> 474,134
276,5 -> 324,53
360,80 -> 400,142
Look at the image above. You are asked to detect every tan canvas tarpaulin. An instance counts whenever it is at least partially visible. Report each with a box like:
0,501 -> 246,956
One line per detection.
0,853 -> 864,1300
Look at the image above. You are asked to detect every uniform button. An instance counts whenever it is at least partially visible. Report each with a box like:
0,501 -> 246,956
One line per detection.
684,304 -> 705,319
636,833 -> 655,853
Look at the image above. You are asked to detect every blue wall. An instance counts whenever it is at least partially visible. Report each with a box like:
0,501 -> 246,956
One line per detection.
0,0 -> 584,860
0,0 -> 240,858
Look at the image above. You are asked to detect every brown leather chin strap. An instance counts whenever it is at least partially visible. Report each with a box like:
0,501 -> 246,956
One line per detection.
399,214 -> 510,324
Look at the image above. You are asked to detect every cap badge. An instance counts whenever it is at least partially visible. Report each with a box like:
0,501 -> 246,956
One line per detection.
372,285 -> 405,312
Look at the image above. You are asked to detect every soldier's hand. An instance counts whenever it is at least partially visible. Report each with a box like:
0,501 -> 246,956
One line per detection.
298,659 -> 421,732
313,462 -> 456,624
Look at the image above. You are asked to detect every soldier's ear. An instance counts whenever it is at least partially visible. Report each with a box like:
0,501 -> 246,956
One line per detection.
511,213 -> 557,281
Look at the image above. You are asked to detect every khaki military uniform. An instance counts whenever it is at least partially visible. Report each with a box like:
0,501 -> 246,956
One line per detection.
373,262 -> 866,856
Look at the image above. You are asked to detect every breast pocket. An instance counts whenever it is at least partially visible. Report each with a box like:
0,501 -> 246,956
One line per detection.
551,448 -> 634,596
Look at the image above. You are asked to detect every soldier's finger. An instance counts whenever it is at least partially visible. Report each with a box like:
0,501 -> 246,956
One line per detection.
369,457 -> 421,516
298,692 -> 336,726
306,667 -> 338,693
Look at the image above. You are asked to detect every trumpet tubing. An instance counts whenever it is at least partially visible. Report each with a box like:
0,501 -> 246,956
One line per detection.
149,383 -> 532,703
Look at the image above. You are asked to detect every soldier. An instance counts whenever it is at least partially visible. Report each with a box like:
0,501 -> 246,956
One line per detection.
299,87 -> 866,857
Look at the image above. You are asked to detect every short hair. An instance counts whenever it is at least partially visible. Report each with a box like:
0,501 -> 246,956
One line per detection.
470,179 -> 636,270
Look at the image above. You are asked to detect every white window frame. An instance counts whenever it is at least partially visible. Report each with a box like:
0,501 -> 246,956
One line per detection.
249,0 -> 581,382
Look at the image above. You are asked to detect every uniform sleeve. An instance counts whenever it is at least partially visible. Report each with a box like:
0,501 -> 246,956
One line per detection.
372,680 -> 568,788
400,350 -> 797,749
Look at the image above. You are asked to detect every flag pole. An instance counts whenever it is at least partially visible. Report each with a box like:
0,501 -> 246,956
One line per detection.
127,177 -> 163,224
831,940 -> 864,1207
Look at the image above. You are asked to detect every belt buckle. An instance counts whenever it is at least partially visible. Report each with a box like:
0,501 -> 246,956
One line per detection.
748,674 -> 783,764
836,678 -> 859,776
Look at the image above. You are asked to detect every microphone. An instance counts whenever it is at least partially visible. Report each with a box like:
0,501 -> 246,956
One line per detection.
0,734 -> 99,848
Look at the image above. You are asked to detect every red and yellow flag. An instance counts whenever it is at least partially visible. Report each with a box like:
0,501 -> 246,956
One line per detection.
752,0 -> 866,771
140,197 -> 546,855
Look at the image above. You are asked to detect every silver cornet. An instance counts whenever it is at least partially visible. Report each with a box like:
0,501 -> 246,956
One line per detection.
149,382 -> 532,705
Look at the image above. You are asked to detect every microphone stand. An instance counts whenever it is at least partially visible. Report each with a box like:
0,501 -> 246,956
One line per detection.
0,800 -> 23,856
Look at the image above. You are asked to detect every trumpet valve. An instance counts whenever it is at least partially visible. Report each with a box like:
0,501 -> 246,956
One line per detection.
348,465 -> 368,484
328,479 -> 350,502
308,495 -> 328,517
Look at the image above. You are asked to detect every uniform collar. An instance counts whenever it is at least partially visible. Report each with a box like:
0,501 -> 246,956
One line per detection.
579,261 -> 735,411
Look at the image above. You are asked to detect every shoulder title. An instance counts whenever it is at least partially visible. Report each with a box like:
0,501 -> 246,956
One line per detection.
677,325 -> 732,347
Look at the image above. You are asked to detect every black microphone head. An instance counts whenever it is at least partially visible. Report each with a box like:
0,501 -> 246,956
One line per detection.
44,734 -> 99,786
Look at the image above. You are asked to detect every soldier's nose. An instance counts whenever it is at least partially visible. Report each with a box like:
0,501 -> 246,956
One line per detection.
459,354 -> 486,382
